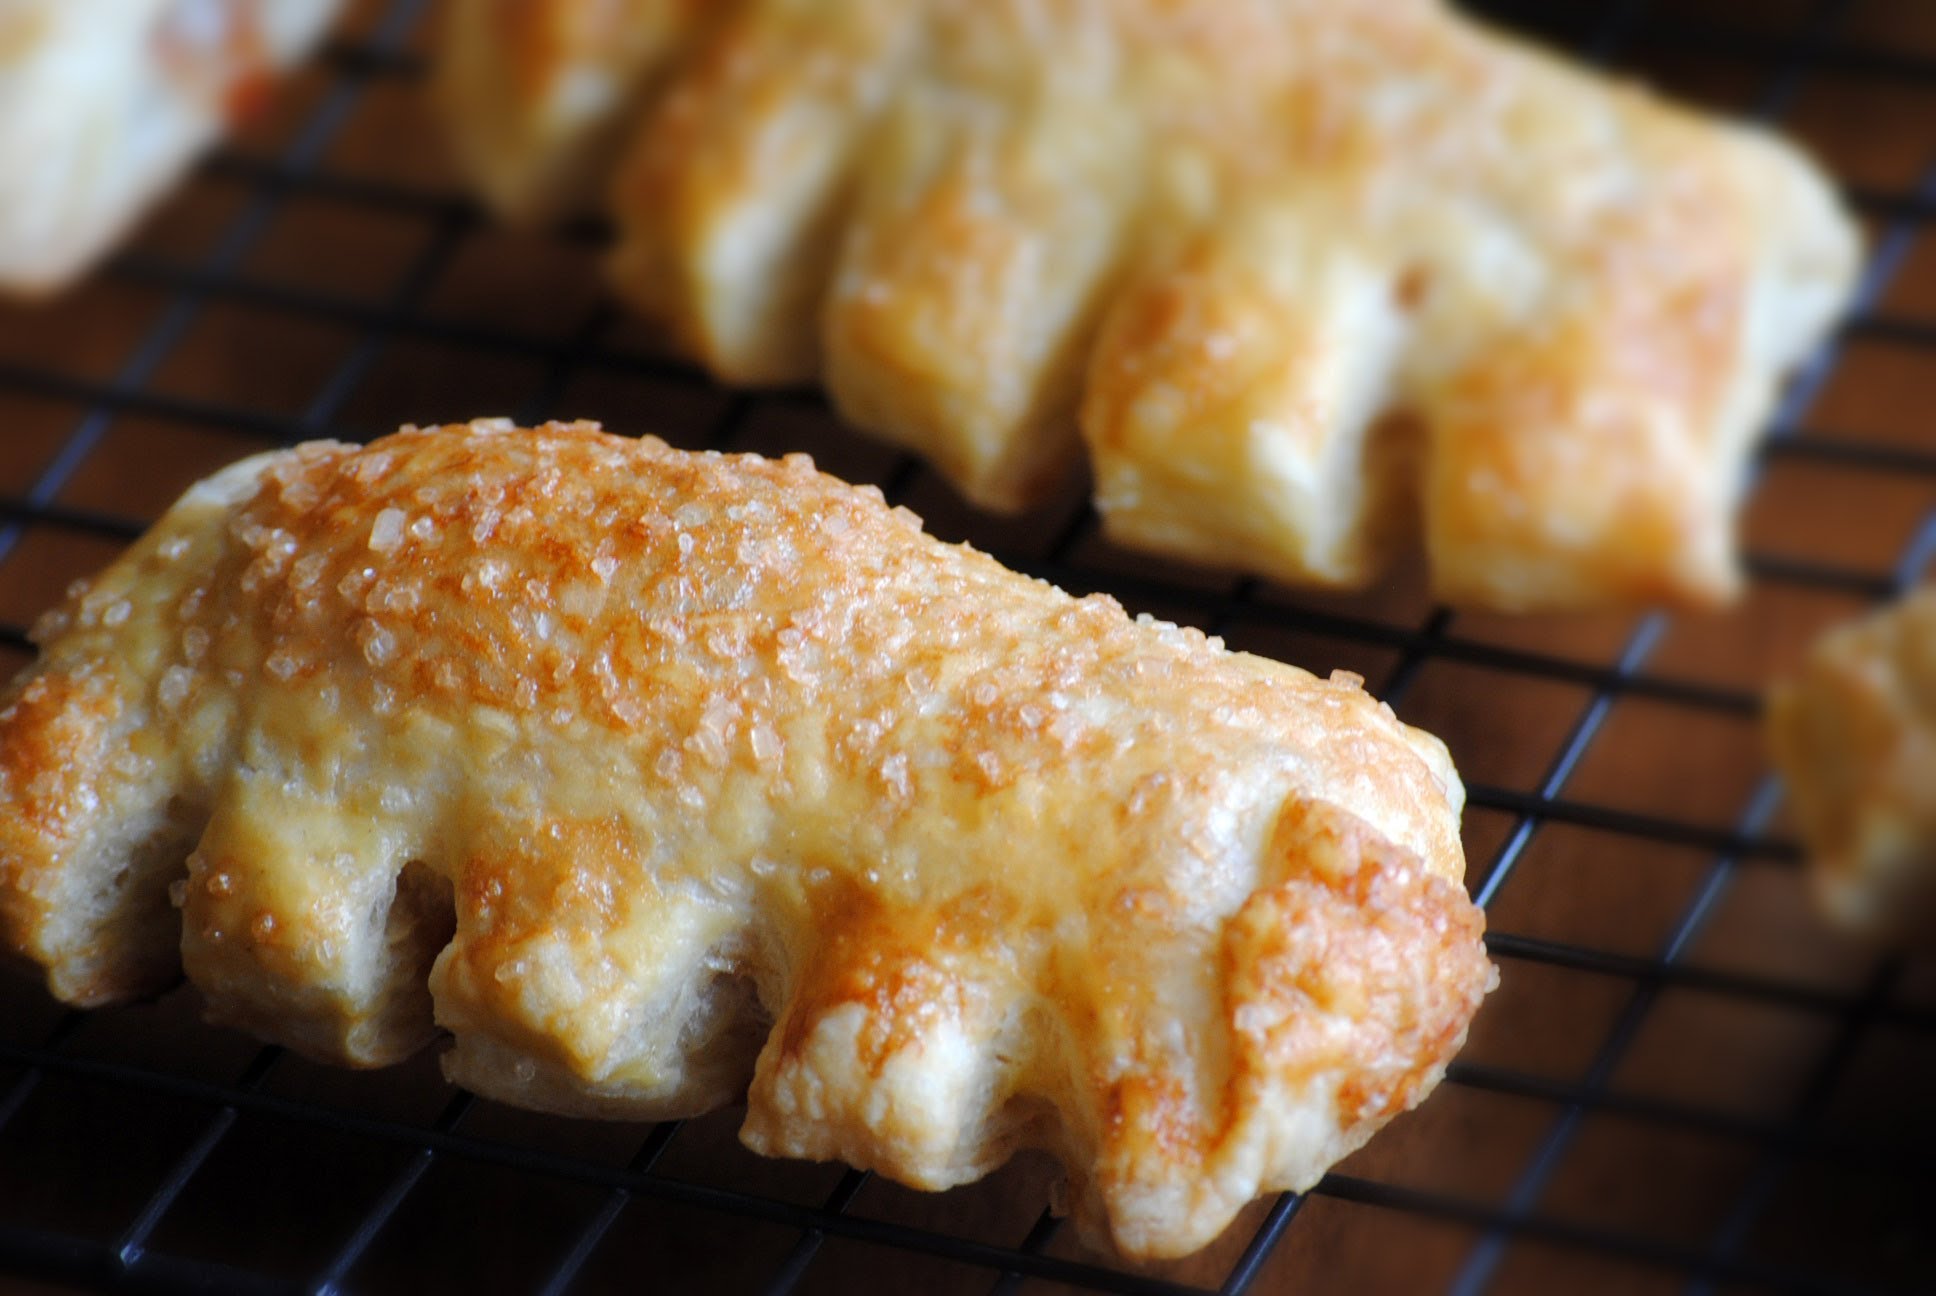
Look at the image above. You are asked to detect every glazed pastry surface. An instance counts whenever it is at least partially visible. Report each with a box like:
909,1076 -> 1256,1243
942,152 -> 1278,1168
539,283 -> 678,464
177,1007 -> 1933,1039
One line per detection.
0,0 -> 341,294
0,420 -> 1491,1258
446,0 -> 1859,610
1769,591 -> 1936,940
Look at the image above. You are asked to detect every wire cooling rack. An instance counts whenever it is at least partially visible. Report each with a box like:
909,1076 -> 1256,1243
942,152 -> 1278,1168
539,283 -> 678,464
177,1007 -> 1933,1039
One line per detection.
0,0 -> 1932,1291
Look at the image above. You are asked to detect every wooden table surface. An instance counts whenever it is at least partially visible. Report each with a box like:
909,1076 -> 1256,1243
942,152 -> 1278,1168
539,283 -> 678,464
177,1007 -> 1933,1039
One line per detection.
0,1 -> 1931,1292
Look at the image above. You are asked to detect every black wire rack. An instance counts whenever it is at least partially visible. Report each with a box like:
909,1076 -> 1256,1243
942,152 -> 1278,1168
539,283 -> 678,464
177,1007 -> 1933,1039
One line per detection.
0,0 -> 1932,1291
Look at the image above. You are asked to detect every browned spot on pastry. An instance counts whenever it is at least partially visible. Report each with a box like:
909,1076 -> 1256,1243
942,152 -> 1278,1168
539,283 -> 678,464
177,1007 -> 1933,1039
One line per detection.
1104,1072 -> 1206,1164
457,817 -> 644,955
779,879 -> 1022,1076
0,671 -> 118,843
1394,266 -> 1430,311
1224,800 -> 1490,1132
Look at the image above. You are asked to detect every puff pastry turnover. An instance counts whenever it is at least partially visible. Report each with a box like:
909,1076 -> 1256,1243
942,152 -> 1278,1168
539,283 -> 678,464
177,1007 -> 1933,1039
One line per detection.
441,0 -> 1859,611
0,420 -> 1491,1259
1768,590 -> 1936,940
0,0 -> 342,296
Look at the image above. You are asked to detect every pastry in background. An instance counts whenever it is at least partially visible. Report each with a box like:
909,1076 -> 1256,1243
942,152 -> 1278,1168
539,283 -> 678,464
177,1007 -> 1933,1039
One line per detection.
1768,590 -> 1936,939
436,0 -> 708,224
0,419 -> 1491,1260
440,0 -> 1858,613
0,0 -> 343,296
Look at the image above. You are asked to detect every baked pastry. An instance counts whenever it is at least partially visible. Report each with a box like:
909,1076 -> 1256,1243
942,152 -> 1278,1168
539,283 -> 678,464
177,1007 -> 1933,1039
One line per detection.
436,0 -> 708,224
0,419 -> 1491,1259
1768,590 -> 1936,940
0,0 -> 343,296
437,0 -> 1859,610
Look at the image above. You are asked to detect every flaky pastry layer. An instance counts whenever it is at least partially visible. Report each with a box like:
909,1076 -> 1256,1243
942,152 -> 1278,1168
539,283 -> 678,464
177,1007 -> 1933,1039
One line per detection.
441,0 -> 1859,611
0,420 -> 1491,1259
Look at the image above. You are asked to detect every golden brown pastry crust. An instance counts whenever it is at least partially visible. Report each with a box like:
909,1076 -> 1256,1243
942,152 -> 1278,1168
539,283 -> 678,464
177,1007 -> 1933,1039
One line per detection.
0,420 -> 1490,1259
1768,591 -> 1936,939
579,0 -> 1863,609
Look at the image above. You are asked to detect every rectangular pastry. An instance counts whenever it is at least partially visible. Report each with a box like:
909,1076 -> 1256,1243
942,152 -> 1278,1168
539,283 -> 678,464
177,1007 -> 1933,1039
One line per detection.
0,419 -> 1492,1259
431,0 -> 1861,611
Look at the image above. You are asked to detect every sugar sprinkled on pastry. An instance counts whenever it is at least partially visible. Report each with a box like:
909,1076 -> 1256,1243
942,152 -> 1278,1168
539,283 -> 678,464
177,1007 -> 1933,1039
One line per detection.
0,419 -> 1492,1259
1768,590 -> 1936,940
638,0 -> 1859,609
443,0 -> 1858,611
0,0 -> 342,296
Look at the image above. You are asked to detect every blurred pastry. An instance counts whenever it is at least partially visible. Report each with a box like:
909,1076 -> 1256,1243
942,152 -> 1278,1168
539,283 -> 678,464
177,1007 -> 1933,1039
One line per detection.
593,0 -> 1858,610
0,0 -> 342,295
1768,590 -> 1936,939
0,419 -> 1491,1259
436,0 -> 708,224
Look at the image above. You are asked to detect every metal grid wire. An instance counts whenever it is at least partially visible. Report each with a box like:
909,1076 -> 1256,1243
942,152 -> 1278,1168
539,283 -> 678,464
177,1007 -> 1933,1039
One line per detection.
0,0 -> 1931,1291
